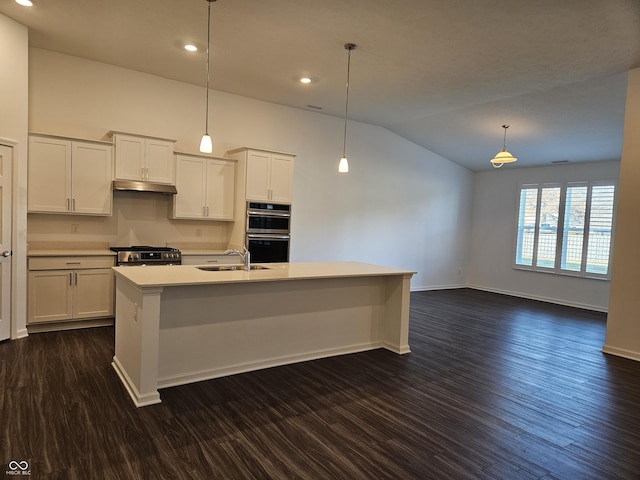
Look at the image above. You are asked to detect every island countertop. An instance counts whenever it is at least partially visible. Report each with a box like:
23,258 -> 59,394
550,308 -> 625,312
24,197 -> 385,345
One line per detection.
113,261 -> 416,288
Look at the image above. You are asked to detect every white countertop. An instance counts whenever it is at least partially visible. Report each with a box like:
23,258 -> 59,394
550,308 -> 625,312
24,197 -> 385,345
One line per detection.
113,262 -> 416,288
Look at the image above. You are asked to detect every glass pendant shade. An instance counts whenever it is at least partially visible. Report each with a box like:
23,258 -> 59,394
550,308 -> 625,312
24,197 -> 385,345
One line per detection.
490,125 -> 517,168
338,156 -> 349,173
200,134 -> 212,153
490,148 -> 517,168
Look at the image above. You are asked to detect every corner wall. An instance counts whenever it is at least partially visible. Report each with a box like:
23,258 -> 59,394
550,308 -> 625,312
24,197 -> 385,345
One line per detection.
0,13 -> 28,338
604,66 -> 640,361
468,160 -> 619,311
28,48 -> 474,290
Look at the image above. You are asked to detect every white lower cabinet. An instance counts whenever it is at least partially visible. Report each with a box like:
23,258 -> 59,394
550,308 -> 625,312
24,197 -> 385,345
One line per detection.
27,256 -> 115,325
172,154 -> 236,220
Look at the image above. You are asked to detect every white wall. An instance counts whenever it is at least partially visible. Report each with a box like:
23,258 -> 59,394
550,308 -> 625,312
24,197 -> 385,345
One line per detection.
28,48 -> 474,290
604,66 -> 640,361
0,13 -> 28,338
468,161 -> 620,311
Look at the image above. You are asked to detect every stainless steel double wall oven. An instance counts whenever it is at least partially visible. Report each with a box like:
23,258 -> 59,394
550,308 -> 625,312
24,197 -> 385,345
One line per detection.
245,202 -> 291,262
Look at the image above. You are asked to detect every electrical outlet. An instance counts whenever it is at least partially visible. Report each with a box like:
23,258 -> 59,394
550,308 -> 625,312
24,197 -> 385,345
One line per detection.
71,224 -> 79,233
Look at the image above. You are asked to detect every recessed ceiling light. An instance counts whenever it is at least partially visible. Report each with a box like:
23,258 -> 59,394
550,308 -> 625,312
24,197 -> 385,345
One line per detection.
184,44 -> 198,52
15,0 -> 33,6
300,77 -> 312,84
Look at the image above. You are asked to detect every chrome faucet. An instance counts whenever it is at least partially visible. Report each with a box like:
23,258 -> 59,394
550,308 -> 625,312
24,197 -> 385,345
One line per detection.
224,245 -> 251,271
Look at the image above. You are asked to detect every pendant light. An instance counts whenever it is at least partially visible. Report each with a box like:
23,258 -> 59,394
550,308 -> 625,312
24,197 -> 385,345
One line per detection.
199,0 -> 216,153
339,43 -> 357,173
490,124 -> 517,168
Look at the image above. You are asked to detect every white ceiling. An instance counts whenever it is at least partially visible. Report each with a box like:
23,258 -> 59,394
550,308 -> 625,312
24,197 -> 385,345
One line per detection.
2,0 -> 639,171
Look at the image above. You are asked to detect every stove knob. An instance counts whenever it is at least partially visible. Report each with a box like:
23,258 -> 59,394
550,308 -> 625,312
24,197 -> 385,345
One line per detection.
133,253 -> 140,260
127,254 -> 133,262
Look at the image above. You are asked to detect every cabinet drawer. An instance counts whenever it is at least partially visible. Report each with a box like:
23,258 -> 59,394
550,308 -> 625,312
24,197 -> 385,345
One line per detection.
28,256 -> 115,271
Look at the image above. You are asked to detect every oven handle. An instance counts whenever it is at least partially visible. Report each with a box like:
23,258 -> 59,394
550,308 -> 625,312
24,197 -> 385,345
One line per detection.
246,234 -> 291,240
247,209 -> 291,218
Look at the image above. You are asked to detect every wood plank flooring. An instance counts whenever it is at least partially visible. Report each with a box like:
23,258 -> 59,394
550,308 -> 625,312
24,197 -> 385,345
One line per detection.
1,288 -> 639,479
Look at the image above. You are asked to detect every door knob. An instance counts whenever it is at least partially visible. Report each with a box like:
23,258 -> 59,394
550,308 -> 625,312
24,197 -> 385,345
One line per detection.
2,250 -> 12,257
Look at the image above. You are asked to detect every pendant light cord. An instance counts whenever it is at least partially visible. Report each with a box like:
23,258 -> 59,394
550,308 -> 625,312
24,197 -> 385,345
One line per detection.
502,124 -> 509,150
342,44 -> 356,157
204,0 -> 212,134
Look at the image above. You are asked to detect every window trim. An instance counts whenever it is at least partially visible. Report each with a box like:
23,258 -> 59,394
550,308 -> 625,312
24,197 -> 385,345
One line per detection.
513,180 -> 617,280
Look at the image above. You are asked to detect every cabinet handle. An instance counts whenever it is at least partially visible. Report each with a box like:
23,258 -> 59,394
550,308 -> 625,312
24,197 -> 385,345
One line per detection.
66,262 -> 81,265
206,206 -> 209,217
146,167 -> 149,180
74,272 -> 78,285
69,272 -> 73,285
72,198 -> 76,211
67,198 -> 71,211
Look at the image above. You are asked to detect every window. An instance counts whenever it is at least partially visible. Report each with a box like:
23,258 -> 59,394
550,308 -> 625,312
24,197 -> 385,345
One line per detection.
515,181 -> 616,278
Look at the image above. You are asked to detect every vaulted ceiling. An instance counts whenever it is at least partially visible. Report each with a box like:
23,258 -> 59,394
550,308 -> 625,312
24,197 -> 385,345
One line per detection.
2,0 -> 639,170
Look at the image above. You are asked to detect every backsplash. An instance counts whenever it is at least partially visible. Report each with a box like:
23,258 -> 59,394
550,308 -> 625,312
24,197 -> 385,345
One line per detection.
27,191 -> 231,247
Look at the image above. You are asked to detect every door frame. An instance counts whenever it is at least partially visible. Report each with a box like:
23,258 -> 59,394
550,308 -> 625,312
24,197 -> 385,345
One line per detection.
0,137 -> 27,340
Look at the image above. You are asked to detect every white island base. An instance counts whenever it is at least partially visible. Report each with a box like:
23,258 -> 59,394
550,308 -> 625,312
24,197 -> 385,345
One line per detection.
111,262 -> 415,407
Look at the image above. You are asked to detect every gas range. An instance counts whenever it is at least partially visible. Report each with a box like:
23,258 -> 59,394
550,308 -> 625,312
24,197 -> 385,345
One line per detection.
110,246 -> 182,266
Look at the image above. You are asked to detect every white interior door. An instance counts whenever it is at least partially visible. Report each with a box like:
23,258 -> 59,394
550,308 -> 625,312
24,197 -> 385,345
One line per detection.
0,145 -> 12,341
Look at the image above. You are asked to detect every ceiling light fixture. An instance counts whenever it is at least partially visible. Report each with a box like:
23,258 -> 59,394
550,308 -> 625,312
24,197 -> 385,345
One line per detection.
300,77 -> 312,84
490,124 -> 517,168
184,44 -> 198,52
339,43 -> 357,173
199,0 -> 216,154
15,0 -> 33,6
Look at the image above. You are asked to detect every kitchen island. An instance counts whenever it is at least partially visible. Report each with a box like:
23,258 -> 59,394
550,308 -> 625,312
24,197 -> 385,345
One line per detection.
112,262 -> 415,407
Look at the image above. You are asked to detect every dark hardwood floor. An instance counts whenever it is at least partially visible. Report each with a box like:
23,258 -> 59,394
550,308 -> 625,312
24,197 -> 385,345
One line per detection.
2,288 -> 639,479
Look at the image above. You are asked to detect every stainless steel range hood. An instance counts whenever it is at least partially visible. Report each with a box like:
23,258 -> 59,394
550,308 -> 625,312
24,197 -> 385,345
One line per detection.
112,180 -> 177,195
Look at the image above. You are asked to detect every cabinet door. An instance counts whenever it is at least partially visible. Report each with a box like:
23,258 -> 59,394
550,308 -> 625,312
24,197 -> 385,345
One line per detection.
114,135 -> 145,181
245,151 -> 271,201
28,136 -> 71,213
173,156 -> 207,219
74,269 -> 114,319
205,159 -> 235,220
269,154 -> 294,203
71,142 -> 113,215
27,270 -> 73,324
145,139 -> 175,184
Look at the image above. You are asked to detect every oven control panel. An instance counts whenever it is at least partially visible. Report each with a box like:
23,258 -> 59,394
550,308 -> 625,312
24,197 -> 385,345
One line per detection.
112,248 -> 182,266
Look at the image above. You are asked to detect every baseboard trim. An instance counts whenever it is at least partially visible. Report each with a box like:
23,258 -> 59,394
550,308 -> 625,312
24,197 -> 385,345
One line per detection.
411,284 -> 465,292
112,356 -> 161,408
27,317 -> 114,333
601,345 -> 640,362
410,284 -> 607,312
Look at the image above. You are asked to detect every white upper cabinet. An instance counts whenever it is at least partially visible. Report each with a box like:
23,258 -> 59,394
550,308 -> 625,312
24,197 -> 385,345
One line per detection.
228,148 -> 295,203
111,132 -> 176,185
28,134 -> 113,215
172,154 -> 236,221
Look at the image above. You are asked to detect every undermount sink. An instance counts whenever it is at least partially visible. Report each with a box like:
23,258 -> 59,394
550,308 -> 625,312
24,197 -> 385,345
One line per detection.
196,265 -> 270,271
